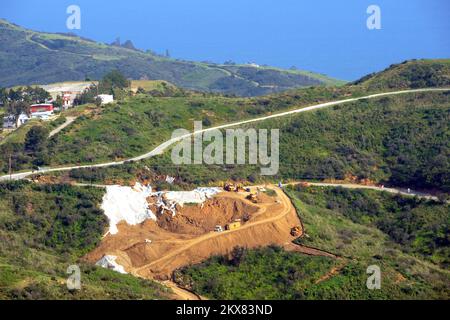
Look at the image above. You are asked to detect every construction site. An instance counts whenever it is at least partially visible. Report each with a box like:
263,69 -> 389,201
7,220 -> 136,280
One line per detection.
84,183 -> 328,290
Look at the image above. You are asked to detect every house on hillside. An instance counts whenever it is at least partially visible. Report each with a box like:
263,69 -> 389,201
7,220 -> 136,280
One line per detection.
62,92 -> 78,109
39,82 -> 93,109
2,115 -> 15,129
30,103 -> 54,120
95,94 -> 114,105
2,112 -> 30,129
16,113 -> 30,126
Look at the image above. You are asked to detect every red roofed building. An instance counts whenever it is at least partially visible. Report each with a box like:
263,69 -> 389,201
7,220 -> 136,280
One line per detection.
30,103 -> 54,120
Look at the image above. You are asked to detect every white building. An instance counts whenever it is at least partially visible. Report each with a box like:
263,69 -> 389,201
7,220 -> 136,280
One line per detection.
62,92 -> 77,109
16,113 -> 30,127
40,82 -> 93,109
247,62 -> 260,68
96,94 -> 114,105
2,115 -> 15,129
2,113 -> 30,129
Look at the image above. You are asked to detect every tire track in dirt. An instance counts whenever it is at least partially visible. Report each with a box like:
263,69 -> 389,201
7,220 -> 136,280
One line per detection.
314,259 -> 347,284
162,280 -> 206,300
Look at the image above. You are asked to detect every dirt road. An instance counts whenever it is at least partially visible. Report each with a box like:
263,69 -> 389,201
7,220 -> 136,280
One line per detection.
162,281 -> 205,300
133,187 -> 295,276
85,186 -> 316,281
285,182 -> 444,202
82,185 -> 348,299
48,116 -> 77,138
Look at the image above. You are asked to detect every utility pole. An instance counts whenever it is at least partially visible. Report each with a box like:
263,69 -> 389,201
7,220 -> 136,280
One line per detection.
8,153 -> 12,180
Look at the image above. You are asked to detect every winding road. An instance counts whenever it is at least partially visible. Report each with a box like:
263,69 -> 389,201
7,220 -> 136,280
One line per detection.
1,87 -> 448,181
283,182 -> 444,202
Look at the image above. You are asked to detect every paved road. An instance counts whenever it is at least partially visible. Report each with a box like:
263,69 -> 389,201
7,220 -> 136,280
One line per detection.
1,87 -> 448,181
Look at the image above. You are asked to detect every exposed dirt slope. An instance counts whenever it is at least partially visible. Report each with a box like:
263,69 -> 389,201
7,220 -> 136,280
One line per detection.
85,187 -> 303,280
154,196 -> 259,235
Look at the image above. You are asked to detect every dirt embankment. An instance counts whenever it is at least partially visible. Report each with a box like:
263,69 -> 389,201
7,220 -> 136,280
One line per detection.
154,196 -> 259,235
84,187 -> 303,280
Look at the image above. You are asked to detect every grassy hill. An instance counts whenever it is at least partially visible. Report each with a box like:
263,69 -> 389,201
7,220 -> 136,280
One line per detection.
174,186 -> 450,300
0,56 -> 449,300
1,59 -> 449,189
0,181 -> 172,299
0,19 -> 342,96
352,59 -> 450,91
51,89 -> 450,193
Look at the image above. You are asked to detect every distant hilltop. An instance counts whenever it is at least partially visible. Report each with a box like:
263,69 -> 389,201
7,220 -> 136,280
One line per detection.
0,19 -> 343,96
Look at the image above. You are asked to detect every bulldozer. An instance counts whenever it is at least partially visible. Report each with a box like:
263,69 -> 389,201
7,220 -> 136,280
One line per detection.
246,192 -> 258,203
290,225 -> 302,237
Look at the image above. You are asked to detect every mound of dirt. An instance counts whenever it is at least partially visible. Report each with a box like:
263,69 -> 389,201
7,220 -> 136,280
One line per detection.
156,195 -> 259,235
85,186 -> 305,280
254,192 -> 275,203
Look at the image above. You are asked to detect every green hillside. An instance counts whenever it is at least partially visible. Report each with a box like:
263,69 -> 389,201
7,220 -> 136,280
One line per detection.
352,59 -> 450,90
0,19 -> 342,96
52,89 -> 450,193
174,186 -> 450,300
0,181 -> 172,299
1,59 -> 449,192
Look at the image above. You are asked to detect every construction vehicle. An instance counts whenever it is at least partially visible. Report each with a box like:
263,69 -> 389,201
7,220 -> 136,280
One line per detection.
214,225 -> 224,232
224,183 -> 243,192
225,220 -> 241,231
246,192 -> 258,203
290,225 -> 302,237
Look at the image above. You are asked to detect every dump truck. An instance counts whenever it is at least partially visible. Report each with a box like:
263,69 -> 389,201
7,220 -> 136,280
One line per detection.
214,225 -> 224,232
225,221 -> 241,231
290,225 -> 302,237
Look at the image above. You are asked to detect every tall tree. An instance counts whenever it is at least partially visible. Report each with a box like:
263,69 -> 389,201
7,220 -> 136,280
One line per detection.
8,100 -> 30,117
98,70 -> 130,94
24,126 -> 49,153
